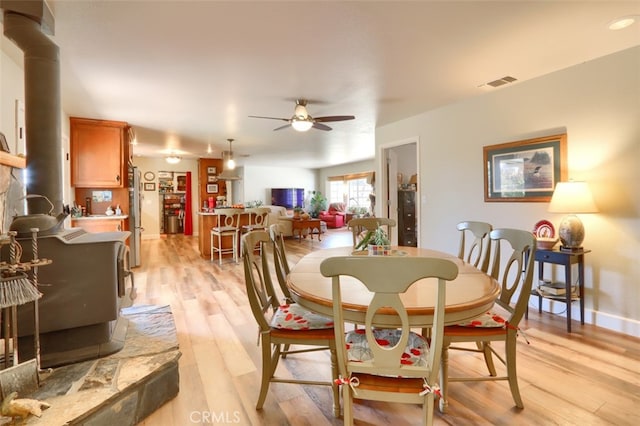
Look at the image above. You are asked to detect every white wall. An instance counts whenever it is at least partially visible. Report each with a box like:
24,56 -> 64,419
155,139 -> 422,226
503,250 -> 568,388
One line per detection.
242,165 -> 317,207
1,38 -> 24,154
376,46 -> 640,336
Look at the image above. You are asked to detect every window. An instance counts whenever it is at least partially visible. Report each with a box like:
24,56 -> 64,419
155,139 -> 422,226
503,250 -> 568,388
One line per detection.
328,172 -> 374,213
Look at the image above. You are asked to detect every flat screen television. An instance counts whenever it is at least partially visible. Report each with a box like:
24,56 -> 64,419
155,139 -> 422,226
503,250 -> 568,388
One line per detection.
271,188 -> 304,209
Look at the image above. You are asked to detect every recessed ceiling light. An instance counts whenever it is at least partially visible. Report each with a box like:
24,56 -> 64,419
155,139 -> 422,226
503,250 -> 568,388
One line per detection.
608,16 -> 637,30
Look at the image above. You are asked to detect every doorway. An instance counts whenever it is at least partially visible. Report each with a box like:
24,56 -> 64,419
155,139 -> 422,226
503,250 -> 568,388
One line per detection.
380,138 -> 419,246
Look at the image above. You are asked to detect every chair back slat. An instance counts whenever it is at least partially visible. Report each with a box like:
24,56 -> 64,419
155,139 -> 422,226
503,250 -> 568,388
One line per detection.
245,207 -> 271,229
489,228 -> 536,327
348,217 -> 397,248
214,208 -> 243,229
268,224 -> 293,302
457,221 -> 492,273
242,231 -> 279,332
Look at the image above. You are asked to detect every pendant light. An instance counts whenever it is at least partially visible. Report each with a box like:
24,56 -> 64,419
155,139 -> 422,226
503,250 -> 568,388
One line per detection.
218,138 -> 241,181
226,138 -> 236,170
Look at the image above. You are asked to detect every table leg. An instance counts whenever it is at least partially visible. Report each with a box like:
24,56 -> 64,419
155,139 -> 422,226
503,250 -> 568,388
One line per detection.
578,255 -> 585,325
565,260 -> 572,333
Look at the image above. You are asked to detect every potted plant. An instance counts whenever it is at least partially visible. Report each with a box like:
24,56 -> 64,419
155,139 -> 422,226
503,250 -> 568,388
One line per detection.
348,206 -> 369,218
308,191 -> 328,219
293,206 -> 303,219
355,226 -> 392,256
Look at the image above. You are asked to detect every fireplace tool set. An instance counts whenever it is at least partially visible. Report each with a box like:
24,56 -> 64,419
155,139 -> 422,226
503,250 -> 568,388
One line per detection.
0,229 -> 51,393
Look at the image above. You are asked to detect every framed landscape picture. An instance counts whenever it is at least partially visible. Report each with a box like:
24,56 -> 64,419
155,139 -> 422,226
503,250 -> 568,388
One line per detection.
483,133 -> 567,202
206,184 -> 218,194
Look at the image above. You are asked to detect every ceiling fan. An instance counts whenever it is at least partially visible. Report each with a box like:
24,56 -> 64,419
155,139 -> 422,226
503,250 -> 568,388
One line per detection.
249,99 -> 355,132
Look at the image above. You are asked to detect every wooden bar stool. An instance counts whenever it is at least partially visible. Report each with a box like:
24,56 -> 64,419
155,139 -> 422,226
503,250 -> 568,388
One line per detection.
210,208 -> 243,265
241,207 -> 270,255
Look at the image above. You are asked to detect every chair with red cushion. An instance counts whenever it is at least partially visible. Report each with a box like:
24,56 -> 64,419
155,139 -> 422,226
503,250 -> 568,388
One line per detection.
439,228 -> 536,413
321,255 -> 459,425
242,231 -> 340,416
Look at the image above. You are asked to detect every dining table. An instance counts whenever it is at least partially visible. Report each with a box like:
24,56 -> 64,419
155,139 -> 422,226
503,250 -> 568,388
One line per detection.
286,246 -> 501,328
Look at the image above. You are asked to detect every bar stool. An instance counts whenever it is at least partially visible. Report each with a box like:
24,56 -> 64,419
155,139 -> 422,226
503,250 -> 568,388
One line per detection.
210,208 -> 243,265
241,207 -> 271,255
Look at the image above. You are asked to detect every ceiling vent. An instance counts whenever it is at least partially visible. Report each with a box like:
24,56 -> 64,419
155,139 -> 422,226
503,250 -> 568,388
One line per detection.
485,76 -> 518,88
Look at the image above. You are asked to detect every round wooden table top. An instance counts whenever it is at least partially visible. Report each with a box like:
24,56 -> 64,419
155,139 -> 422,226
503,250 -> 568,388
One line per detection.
287,246 -> 501,327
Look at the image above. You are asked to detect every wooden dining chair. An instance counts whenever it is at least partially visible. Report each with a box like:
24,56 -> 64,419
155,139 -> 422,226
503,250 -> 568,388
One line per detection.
439,228 -> 536,413
241,231 -> 340,416
457,221 -> 493,273
320,255 -> 459,425
348,217 -> 396,248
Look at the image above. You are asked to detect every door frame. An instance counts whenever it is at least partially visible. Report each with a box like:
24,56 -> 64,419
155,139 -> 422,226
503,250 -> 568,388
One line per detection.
378,137 -> 420,246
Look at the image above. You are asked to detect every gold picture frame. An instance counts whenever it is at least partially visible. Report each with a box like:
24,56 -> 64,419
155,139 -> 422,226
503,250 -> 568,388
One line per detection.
483,133 -> 567,202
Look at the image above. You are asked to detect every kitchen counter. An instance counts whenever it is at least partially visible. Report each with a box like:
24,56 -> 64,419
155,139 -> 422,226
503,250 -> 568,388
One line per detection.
71,215 -> 129,233
72,214 -> 129,220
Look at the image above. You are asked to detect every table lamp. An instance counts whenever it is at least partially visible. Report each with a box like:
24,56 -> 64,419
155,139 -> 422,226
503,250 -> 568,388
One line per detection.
548,181 -> 598,251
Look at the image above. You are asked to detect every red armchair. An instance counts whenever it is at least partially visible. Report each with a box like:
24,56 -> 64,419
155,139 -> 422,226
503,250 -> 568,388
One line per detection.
319,203 -> 346,228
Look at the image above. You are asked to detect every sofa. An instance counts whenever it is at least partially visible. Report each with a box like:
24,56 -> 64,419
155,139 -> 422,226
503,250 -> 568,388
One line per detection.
264,205 -> 295,237
319,202 -> 346,228
264,205 -> 327,237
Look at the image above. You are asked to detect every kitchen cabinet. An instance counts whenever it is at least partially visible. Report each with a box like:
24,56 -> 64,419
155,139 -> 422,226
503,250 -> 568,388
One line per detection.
398,190 -> 417,247
70,117 -> 131,188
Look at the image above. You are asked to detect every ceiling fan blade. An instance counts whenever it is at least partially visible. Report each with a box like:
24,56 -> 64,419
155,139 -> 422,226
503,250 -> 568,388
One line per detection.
313,115 -> 355,123
248,115 -> 289,122
312,122 -> 332,131
273,123 -> 292,131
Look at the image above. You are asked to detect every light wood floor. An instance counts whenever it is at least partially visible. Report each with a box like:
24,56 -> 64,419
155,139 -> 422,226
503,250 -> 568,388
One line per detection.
136,229 -> 640,426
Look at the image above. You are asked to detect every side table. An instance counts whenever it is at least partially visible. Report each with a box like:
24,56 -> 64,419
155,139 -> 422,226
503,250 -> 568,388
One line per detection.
526,248 -> 591,333
291,218 -> 322,242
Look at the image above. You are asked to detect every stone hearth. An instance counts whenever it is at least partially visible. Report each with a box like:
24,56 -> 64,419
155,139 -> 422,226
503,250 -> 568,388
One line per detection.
1,305 -> 181,425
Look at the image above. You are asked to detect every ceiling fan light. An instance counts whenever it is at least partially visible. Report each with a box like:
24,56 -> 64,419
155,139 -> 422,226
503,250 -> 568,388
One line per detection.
292,119 -> 313,132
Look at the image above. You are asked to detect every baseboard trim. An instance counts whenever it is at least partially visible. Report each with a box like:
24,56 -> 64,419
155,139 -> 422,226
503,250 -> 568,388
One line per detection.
530,298 -> 640,338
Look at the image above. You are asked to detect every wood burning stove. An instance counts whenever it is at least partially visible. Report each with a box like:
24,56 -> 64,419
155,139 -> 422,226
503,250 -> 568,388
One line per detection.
2,228 -> 132,368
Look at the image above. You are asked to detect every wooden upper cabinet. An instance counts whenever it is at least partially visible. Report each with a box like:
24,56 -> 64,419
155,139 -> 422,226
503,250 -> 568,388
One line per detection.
70,117 -> 130,188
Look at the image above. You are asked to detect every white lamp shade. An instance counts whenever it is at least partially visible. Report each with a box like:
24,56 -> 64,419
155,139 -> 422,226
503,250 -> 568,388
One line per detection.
548,181 -> 598,214
165,155 -> 181,164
